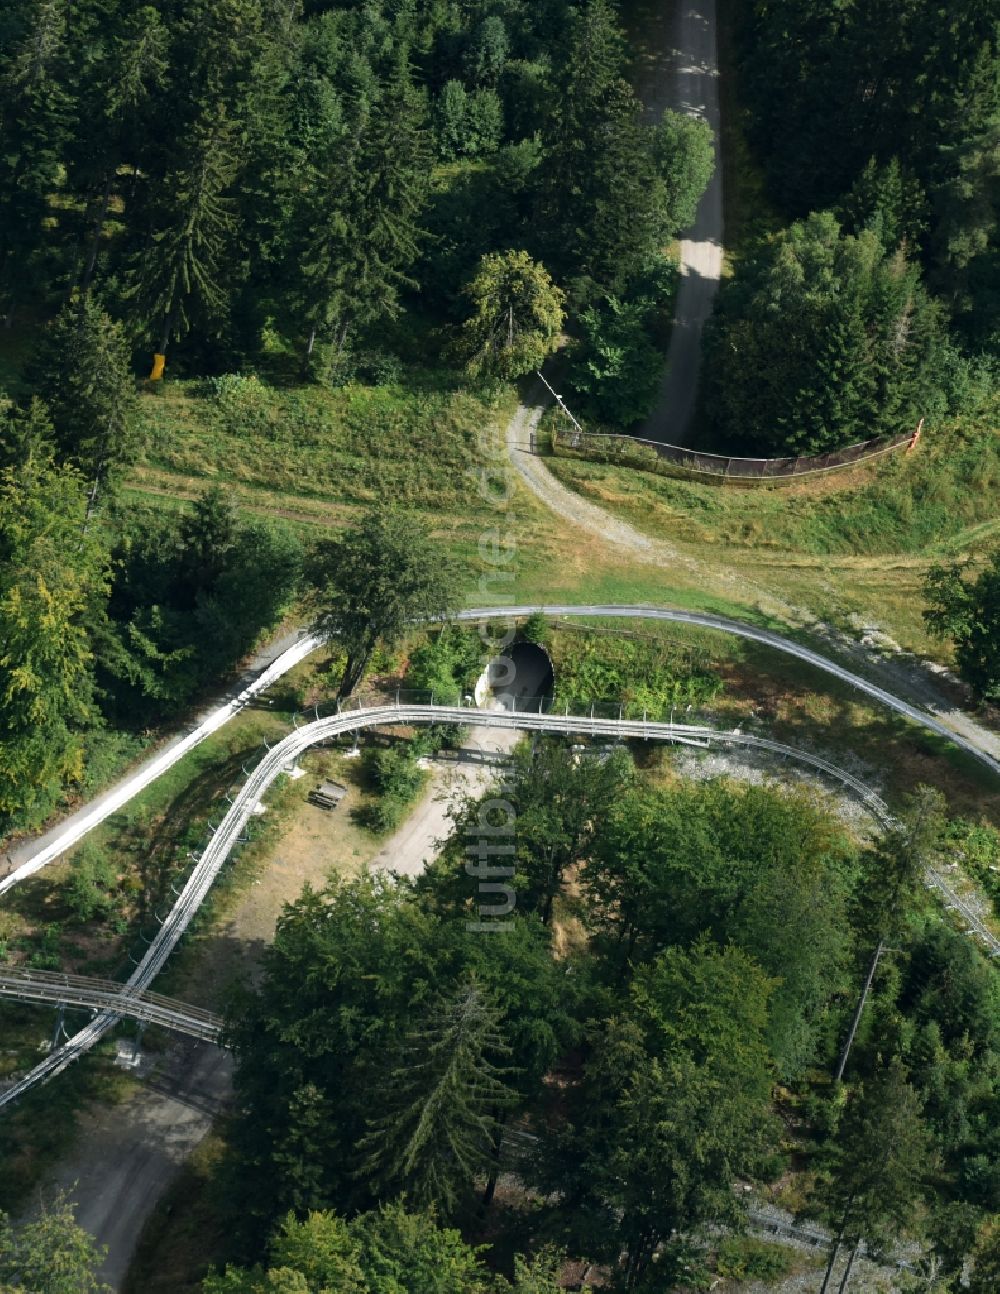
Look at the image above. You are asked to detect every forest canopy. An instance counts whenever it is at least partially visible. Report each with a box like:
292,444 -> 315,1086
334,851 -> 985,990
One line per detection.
704,0 -> 999,453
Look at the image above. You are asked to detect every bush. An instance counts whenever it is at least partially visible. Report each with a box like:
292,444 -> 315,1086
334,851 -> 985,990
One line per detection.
715,1237 -> 795,1284
566,295 -> 664,428
209,373 -> 277,438
550,629 -> 723,718
405,626 -> 482,701
65,842 -> 119,924
520,611 -> 549,645
360,746 -> 428,832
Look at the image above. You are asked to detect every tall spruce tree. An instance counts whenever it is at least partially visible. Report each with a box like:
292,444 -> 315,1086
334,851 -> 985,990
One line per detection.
290,51 -> 429,369
127,111 -> 238,373
704,212 -> 946,454
817,1059 -> 935,1293
68,4 -> 170,299
0,0 -> 76,324
27,297 -> 138,510
537,0 -> 666,295
358,979 -> 516,1217
836,787 -> 946,1081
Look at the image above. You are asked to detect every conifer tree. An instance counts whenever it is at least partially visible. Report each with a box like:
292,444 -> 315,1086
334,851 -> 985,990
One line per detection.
127,112 -> 237,373
291,52 -> 429,369
0,0 -> 76,323
27,296 -> 138,510
835,787 -> 945,1081
358,979 -> 516,1217
817,1059 -> 935,1293
70,5 -> 170,298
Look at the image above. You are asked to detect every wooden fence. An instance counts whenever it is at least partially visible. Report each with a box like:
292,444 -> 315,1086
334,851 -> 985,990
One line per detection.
550,423 -> 920,483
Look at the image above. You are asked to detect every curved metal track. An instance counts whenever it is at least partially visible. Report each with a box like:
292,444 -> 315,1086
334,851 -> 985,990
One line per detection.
457,606 -> 1000,779
2,701 -> 995,1109
0,968 -> 221,1044
4,604 -> 999,898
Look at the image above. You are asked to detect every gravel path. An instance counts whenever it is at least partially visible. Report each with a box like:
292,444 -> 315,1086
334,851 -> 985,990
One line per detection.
370,726 -> 518,879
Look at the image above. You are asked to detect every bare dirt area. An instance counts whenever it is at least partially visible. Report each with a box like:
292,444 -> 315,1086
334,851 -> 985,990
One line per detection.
173,747 -> 381,1003
48,1040 -> 232,1292
371,725 -> 520,878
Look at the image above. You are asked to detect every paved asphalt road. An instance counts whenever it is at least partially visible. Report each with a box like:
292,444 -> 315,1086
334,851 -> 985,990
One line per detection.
640,0 -> 724,445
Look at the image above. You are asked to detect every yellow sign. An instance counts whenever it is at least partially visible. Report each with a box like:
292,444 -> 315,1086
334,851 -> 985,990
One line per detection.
149,353 -> 166,381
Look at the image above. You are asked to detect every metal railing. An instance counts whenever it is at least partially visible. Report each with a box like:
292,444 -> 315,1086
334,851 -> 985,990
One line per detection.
0,968 -> 221,1044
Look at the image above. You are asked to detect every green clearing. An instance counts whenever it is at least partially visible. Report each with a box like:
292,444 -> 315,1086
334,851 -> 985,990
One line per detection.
542,399 -> 1000,651
137,373 -> 521,516
548,403 -> 1000,560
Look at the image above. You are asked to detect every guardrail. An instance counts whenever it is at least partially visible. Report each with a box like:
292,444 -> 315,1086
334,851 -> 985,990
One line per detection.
2,697 -> 996,1109
551,424 -> 917,483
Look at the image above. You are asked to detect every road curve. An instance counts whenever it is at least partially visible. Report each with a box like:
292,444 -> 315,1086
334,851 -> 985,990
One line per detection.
3,700 -> 996,1110
4,600 -> 1000,900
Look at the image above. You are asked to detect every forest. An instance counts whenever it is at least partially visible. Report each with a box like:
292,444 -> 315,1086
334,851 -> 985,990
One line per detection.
703,0 -> 999,454
180,752 -> 1000,1290
0,0 -> 714,837
1,2 -> 1000,1291
0,0 -> 708,382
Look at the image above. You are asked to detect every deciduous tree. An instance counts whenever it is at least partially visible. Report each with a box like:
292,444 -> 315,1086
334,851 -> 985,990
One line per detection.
924,547 -> 1000,700
309,508 -> 461,698
461,250 -> 564,379
0,1189 -> 111,1294
0,455 -> 108,832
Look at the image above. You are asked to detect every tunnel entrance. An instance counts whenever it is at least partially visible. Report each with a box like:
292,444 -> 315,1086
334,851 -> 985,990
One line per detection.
475,640 -> 554,713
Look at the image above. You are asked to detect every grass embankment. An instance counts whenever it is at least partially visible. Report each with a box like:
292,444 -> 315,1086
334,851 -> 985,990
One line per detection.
545,398 -> 1000,650
125,372 -> 776,624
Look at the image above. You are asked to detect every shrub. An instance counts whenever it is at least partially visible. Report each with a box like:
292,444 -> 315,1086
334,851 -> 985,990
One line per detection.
405,626 -> 482,700
65,842 -> 119,924
715,1237 -> 795,1284
566,295 -> 664,428
209,373 -> 277,438
360,746 -> 428,832
551,630 -> 722,718
520,611 -> 549,645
